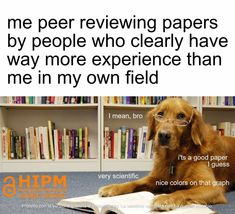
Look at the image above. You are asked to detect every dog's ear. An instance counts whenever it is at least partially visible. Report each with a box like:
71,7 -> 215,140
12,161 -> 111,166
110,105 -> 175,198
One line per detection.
147,108 -> 157,141
191,108 -> 207,146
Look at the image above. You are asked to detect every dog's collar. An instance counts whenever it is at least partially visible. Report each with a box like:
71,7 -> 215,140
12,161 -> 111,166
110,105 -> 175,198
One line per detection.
169,162 -> 176,176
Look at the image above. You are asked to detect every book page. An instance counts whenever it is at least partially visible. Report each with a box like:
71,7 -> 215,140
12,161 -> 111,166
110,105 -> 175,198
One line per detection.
101,191 -> 154,214
58,191 -> 154,214
58,192 -> 214,214
151,204 -> 215,214
102,203 -> 214,214
58,194 -> 102,213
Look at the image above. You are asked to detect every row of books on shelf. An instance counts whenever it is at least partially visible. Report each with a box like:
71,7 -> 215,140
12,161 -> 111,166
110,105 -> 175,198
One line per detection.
212,122 -> 235,137
0,96 -> 98,105
1,96 -> 181,106
0,122 -> 91,160
202,96 -> 235,106
103,96 -> 173,105
104,126 -> 153,160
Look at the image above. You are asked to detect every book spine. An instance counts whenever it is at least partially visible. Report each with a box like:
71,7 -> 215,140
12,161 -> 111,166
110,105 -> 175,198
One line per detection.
110,130 -> 114,159
104,127 -> 109,159
7,129 -> 11,159
76,96 -> 81,104
125,129 -> 129,159
50,96 -> 55,104
40,130 -> 44,159
25,128 -> 30,159
10,130 -> 15,159
146,140 -> 153,159
63,128 -> 67,159
19,136 -> 23,159
21,96 -> 26,104
29,127 -> 35,159
94,96 -> 98,104
70,97 -> 76,104
126,97 -> 130,104
84,127 -> 88,159
34,135 -> 40,160
65,135 -> 69,159
22,136 -> 26,159
48,121 -> 55,160
43,127 -> 49,160
71,129 -> 76,159
35,127 -> 41,160
79,128 -> 83,158
69,130 -> 72,159
133,130 -> 137,158
231,123 -> 235,137
2,128 -> 8,160
38,127 -> 45,159
225,96 -> 229,105
141,126 -> 148,159
54,129 -> 59,160
137,127 -> 142,159
221,97 -> 225,106
120,126 -> 126,159
82,129 -> 85,158
16,136 -> 20,159
62,135 -> 65,159
127,128 -> 134,158
83,97 -> 87,104
114,132 -> 118,159
58,130 -> 62,159
123,97 -> 126,104
40,96 -> 46,104
229,96 -> 233,106
117,129 -> 121,159
88,141 -> 90,158
75,135 -> 79,158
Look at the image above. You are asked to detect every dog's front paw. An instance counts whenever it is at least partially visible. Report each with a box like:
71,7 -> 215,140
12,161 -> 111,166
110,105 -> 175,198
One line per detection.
98,184 -> 123,197
152,194 -> 185,211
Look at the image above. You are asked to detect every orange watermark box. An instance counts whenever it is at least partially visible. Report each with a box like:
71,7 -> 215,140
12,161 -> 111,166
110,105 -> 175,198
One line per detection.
2,175 -> 67,199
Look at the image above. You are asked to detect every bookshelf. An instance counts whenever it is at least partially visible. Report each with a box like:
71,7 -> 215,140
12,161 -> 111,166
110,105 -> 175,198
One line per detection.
101,96 -> 200,171
101,100 -> 156,171
201,97 -> 235,137
0,98 -> 101,172
1,96 -> 234,172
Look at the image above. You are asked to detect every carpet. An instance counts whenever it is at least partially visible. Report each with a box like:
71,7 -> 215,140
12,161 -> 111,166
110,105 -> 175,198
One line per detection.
0,172 -> 234,214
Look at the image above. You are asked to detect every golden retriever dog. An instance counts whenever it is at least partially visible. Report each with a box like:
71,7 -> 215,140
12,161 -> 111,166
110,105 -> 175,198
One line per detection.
99,98 -> 235,211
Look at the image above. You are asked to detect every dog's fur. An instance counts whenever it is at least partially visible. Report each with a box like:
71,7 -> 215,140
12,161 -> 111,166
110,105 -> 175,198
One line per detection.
99,98 -> 235,211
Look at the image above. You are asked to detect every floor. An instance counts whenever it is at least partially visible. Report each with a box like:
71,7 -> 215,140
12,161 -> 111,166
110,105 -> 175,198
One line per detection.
0,172 -> 234,214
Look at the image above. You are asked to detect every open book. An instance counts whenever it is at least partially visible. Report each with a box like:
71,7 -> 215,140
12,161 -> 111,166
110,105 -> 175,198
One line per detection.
57,191 -> 215,214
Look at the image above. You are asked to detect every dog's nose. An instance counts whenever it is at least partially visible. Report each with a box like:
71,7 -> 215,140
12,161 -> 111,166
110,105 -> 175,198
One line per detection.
158,131 -> 171,145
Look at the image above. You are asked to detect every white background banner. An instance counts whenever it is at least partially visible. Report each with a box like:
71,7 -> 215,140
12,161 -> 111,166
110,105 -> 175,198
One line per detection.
0,0 -> 234,96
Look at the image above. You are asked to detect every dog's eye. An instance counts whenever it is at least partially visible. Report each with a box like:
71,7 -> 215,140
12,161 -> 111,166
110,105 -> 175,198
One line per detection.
177,113 -> 185,120
157,111 -> 164,117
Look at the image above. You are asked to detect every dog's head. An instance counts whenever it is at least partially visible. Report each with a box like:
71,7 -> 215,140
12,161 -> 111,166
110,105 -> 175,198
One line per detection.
147,98 -> 206,150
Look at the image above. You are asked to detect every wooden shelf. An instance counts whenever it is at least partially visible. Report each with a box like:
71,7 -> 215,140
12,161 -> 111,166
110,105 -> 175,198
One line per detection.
103,104 -> 156,109
203,105 -> 235,110
101,159 -> 153,171
0,103 -> 98,109
0,159 -> 99,172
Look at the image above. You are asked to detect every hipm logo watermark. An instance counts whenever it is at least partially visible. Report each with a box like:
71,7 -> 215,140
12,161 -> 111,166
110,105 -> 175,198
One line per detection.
2,175 -> 67,199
